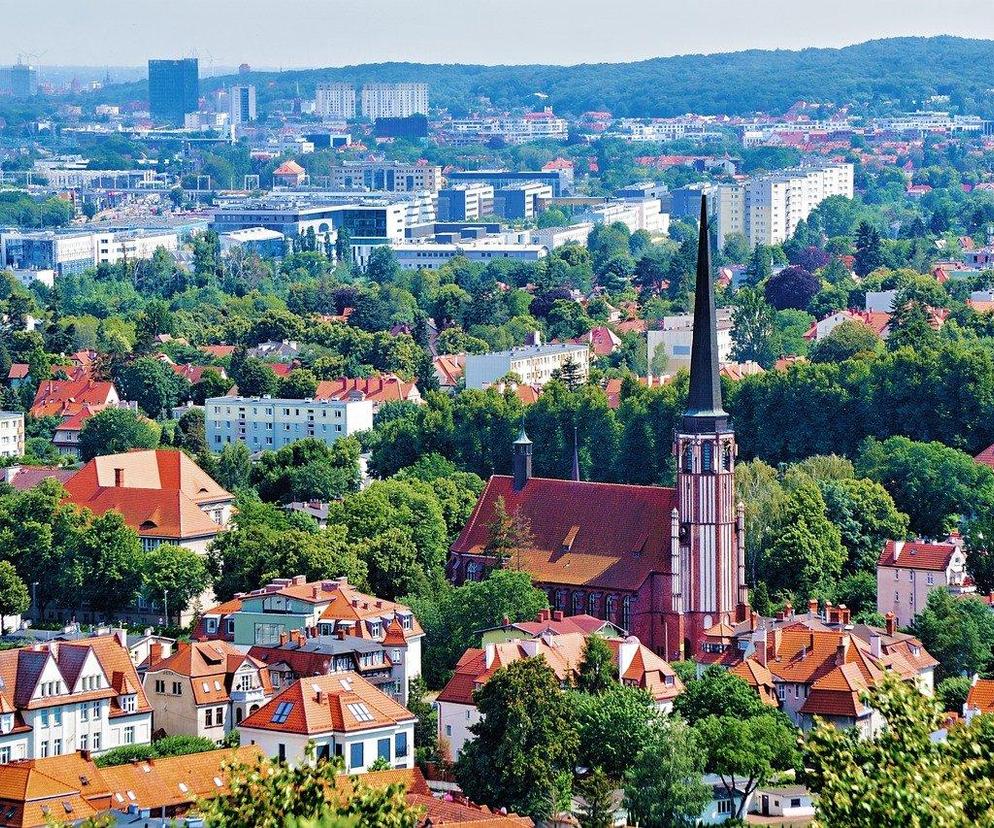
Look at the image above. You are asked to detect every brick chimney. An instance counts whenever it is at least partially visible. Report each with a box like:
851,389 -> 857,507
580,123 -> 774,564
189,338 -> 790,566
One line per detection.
870,632 -> 882,658
114,468 -> 124,487
885,612 -> 896,636
148,642 -> 164,666
279,632 -> 289,646
836,635 -> 850,666
537,609 -> 550,622
807,598 -> 819,616
316,689 -> 325,704
552,610 -> 564,622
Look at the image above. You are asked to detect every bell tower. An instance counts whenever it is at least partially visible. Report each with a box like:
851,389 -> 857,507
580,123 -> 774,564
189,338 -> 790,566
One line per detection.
673,195 -> 747,655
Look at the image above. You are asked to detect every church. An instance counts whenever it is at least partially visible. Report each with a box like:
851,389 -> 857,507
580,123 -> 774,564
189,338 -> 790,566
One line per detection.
447,196 -> 749,661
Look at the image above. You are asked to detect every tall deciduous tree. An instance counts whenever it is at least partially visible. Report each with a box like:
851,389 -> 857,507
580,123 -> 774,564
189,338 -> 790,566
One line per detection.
0,561 -> 29,633
78,408 -> 160,462
576,634 -> 616,695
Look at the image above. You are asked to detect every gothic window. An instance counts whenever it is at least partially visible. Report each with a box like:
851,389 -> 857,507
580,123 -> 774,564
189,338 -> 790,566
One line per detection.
572,592 -> 584,616
722,442 -> 733,471
682,444 -> 694,472
556,590 -> 568,611
605,595 -> 616,621
622,596 -> 632,632
588,593 -> 600,615
702,442 -> 714,472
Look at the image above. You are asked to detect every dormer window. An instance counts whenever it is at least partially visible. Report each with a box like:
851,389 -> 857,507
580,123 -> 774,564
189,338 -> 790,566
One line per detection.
206,618 -> 218,634
121,694 -> 137,714
0,713 -> 12,733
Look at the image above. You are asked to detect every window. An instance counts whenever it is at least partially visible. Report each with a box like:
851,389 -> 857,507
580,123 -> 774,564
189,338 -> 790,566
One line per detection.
622,596 -> 632,632
271,701 -> 294,724
206,618 -> 218,634
377,738 -> 390,761
722,443 -> 733,471
605,595 -> 616,621
205,708 -> 214,728
172,682 -> 182,696
445,725 -> 452,737
395,732 -> 408,757
927,573 -> 935,585
682,444 -> 693,471
92,733 -> 100,751
701,442 -> 714,472
791,798 -> 802,808
278,744 -> 286,762
346,703 -> 374,722
53,708 -> 62,726
0,746 -> 9,763
226,619 -> 235,635
53,739 -> 62,756
40,740 -> 49,758
121,695 -> 136,714
350,742 -> 364,770
79,734 -> 87,751
572,592 -> 583,615
124,726 -> 135,745
215,706 -> 224,726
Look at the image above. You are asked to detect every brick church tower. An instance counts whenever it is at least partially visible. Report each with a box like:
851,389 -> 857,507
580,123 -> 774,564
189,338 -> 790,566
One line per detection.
673,196 -> 748,654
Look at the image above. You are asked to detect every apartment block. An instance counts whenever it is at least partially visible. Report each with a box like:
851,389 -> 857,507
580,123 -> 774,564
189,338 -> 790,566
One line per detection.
228,85 -> 257,125
464,342 -> 590,389
360,83 -> 428,119
331,161 -> 442,193
206,396 -> 374,451
316,82 -> 357,119
0,411 -> 24,458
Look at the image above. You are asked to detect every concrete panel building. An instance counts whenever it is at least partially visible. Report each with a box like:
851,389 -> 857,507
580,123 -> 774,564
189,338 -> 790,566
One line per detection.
360,83 -> 428,119
316,82 -> 357,119
464,342 -> 590,389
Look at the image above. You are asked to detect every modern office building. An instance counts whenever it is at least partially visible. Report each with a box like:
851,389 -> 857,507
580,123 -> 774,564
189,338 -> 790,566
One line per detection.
436,183 -> 495,220
315,82 -> 357,119
360,82 -> 428,119
148,58 -> 199,124
330,161 -> 442,193
712,162 -> 854,248
1,229 -> 178,275
464,342 -> 590,389
206,396 -> 374,451
391,240 -> 548,271
446,168 -> 573,196
374,115 -> 429,140
219,227 -> 286,258
493,182 -> 554,220
0,61 -> 37,97
228,85 -> 257,125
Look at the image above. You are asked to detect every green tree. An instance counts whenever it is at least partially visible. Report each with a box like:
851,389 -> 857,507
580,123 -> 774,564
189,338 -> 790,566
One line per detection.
233,357 -> 279,397
731,287 -> 779,367
173,407 -> 207,454
854,221 -> 883,277
623,717 -> 711,828
72,511 -> 146,617
485,495 -> 535,569
253,437 -> 360,504
78,408 -> 160,461
576,634 -> 616,695
353,527 -> 427,601
809,320 -> 882,363
279,368 -> 319,399
216,441 -> 253,491
674,664 -> 769,725
455,657 -> 579,820
576,767 -> 616,828
142,544 -> 210,620
909,590 -> 994,681
0,561 -> 29,634
937,675 -> 973,714
573,684 -> 657,780
819,477 -> 909,574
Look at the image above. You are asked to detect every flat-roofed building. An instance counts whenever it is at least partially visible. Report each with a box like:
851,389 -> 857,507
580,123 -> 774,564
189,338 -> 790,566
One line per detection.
464,342 -> 590,389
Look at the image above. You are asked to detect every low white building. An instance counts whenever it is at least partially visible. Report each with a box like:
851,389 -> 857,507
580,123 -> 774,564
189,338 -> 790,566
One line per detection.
464,342 -> 590,389
238,671 -> 415,770
0,631 -> 153,763
206,395 -> 374,451
391,240 -> 548,271
0,411 -> 24,458
582,199 -> 670,236
647,311 -> 734,372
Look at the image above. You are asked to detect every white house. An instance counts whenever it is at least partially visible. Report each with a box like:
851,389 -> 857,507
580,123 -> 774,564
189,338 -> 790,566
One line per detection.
238,671 -> 415,771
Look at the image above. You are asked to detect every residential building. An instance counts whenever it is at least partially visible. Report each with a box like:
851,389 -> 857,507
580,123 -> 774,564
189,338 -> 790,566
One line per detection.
647,310 -> 734,372
273,160 -> 308,187
696,601 -> 937,736
0,746 -> 262,827
493,182 -> 554,220
314,376 -> 422,412
246,621 -> 414,704
712,163 -> 854,248
206,395 -> 373,451
63,449 -> 234,558
219,227 -> 286,257
446,168 -> 573,197
391,240 -> 549,271
464,342 -> 590,389
437,632 -> 683,758
577,198 -> 670,235
316,82 -> 357,119
360,82 -> 428,119
192,576 -> 423,696
228,85 -> 257,125
93,229 -> 178,266
0,411 -> 24,458
437,183 -> 495,220
148,58 -> 199,124
965,676 -> 994,722
478,608 -> 627,645
142,640 -> 273,737
330,161 -> 442,193
238,671 -> 415,770
450,199 -> 748,661
30,376 -> 119,420
876,535 -> 973,627
0,631 -> 152,763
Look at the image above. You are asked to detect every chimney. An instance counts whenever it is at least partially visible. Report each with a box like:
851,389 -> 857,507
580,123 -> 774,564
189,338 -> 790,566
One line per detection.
114,468 -> 124,487
512,426 -> 533,491
749,610 -> 758,631
756,626 -> 769,667
279,632 -> 288,646
617,635 -> 639,679
537,609 -> 550,622
335,628 -> 346,640
501,615 -> 510,626
552,610 -> 564,622
839,604 -> 851,626
784,600 -> 793,618
807,598 -> 819,616
148,642 -> 163,666
80,749 -> 92,762
484,642 -> 496,668
885,612 -> 896,636
824,601 -> 834,624
870,632 -> 882,658
316,689 -> 325,704
836,635 -> 850,666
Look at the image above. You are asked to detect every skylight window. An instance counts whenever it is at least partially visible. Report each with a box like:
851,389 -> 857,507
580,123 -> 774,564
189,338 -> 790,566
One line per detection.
271,701 -> 293,723
346,702 -> 374,722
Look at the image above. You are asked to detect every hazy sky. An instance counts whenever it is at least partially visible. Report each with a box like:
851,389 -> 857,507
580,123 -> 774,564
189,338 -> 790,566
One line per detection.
3,0 -> 993,68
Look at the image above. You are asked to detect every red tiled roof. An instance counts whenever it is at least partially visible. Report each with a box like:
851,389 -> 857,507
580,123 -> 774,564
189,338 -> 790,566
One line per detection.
145,640 -> 271,705
7,363 -> 29,380
4,466 -> 76,492
877,539 -> 958,571
966,678 -> 994,715
452,475 -> 676,591
976,442 -> 994,471
200,344 -> 237,359
274,160 -> 306,175
314,375 -> 420,404
30,377 -> 117,419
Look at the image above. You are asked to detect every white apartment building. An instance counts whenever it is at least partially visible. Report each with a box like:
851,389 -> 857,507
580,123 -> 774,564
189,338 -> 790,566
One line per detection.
316,82 -> 357,119
94,230 -> 179,265
464,342 -> 590,389
228,85 -> 257,125
0,411 -> 24,458
648,311 -> 734,373
206,396 -> 374,451
0,632 -> 153,763
331,161 -> 442,193
360,83 -> 428,119
712,163 -> 854,248
392,240 -> 548,271
584,198 -> 670,236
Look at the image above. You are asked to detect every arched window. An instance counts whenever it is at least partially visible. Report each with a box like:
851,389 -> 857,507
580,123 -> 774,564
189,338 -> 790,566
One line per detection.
682,444 -> 694,472
466,561 -> 484,582
572,592 -> 584,616
702,442 -> 714,472
556,590 -> 568,611
588,593 -> 601,616
722,442 -> 733,471
622,596 -> 632,632
605,595 -> 617,622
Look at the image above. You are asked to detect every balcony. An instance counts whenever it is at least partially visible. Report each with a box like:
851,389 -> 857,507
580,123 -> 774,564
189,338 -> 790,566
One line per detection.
230,687 -> 265,704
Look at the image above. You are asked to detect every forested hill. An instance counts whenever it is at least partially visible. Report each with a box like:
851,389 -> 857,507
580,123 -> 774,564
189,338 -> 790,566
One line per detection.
99,36 -> 994,118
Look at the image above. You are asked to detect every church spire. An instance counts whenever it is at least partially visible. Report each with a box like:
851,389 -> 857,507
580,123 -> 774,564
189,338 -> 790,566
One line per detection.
683,195 -> 729,433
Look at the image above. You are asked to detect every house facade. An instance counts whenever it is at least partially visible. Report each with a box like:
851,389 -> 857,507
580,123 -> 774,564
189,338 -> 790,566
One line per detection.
876,535 -> 972,627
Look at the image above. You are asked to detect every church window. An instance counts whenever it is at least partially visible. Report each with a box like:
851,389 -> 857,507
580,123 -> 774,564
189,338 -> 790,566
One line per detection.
588,593 -> 600,615
466,561 -> 484,582
722,442 -> 733,471
702,442 -> 714,472
622,596 -> 632,631
556,590 -> 568,611
605,595 -> 616,621
682,444 -> 694,472
572,592 -> 584,615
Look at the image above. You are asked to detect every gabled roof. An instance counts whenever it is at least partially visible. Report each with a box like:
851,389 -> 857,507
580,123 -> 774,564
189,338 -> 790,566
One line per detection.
877,538 -> 960,571
145,640 -> 271,705
30,377 -> 116,419
966,678 -> 994,715
3,466 -> 75,492
451,475 -> 676,591
240,671 -> 414,735
274,159 -> 306,175
314,375 -> 420,404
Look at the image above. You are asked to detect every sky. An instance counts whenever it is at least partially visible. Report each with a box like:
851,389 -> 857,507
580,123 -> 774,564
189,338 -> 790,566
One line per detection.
2,0 -> 994,69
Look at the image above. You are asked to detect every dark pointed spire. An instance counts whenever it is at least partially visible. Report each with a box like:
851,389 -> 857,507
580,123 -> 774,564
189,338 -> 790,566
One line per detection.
683,195 -> 729,433
571,425 -> 580,482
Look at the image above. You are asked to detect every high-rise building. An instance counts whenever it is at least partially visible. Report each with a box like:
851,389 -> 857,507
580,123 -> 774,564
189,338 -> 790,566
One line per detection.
148,58 -> 199,124
228,85 -> 256,125
0,62 -> 37,97
315,82 -> 356,119
360,83 -> 428,119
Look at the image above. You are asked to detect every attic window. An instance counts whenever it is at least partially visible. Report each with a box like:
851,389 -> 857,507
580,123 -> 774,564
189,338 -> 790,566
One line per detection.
178,783 -> 189,793
202,682 -> 210,693
140,520 -> 158,530
346,702 -> 374,722
213,777 -> 223,788
214,680 -> 222,691
271,701 -> 293,724
561,525 -> 580,553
